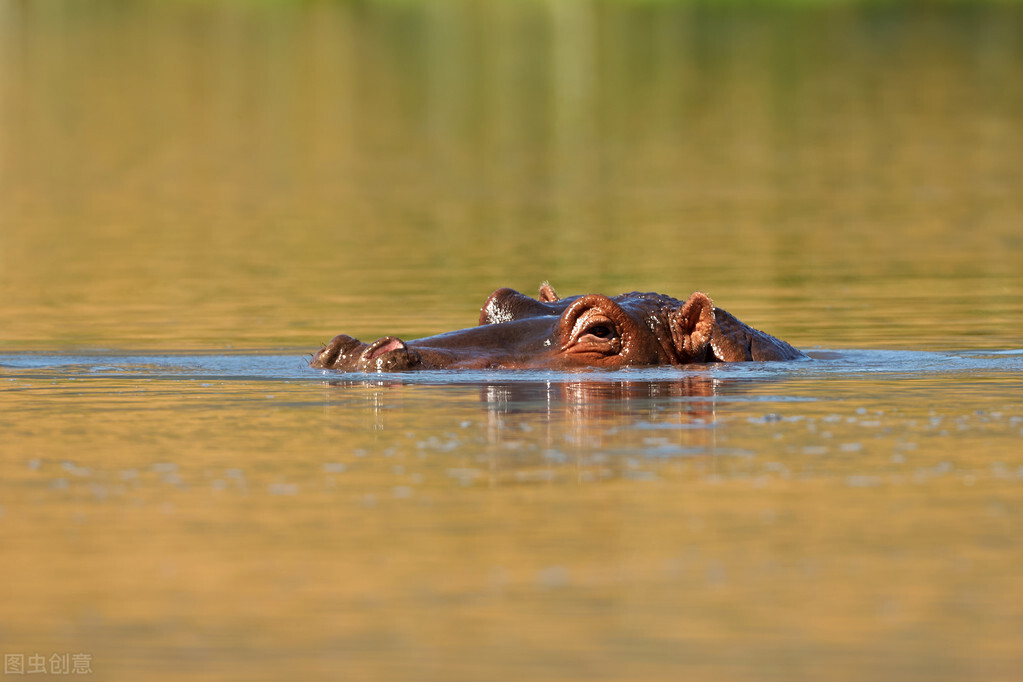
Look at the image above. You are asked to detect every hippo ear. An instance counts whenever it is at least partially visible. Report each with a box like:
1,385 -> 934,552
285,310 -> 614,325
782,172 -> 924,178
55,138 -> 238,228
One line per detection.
539,281 -> 560,302
670,292 -> 716,362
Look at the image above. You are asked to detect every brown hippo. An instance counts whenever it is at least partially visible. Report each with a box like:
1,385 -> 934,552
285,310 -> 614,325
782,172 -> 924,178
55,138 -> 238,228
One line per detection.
310,283 -> 806,371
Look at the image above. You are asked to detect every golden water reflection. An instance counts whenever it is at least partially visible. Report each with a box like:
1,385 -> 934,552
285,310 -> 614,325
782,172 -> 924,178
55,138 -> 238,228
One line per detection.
1,1 -> 1021,350
2,354 -> 1023,679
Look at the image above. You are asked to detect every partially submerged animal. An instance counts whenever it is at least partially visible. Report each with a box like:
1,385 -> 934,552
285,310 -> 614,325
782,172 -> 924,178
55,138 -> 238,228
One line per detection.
310,283 -> 806,371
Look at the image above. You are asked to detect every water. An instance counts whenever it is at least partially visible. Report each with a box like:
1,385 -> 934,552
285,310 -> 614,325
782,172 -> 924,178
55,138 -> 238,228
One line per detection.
3,350 -> 1022,679
2,1 -> 1022,680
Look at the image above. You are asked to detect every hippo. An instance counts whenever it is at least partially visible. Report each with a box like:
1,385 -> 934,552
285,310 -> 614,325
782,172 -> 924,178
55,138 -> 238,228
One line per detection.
310,282 -> 806,371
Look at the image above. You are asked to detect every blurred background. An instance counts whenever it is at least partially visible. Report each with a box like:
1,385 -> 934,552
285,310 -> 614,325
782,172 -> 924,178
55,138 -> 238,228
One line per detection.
1,0 -> 1020,353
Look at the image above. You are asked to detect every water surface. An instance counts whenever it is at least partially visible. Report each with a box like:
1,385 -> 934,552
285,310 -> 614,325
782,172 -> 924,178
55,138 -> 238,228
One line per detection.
3,350 -> 1023,680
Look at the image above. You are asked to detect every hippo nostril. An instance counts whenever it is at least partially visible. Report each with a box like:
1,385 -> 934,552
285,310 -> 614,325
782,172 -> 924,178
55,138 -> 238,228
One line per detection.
363,336 -> 407,361
310,334 -> 365,369
358,336 -> 422,371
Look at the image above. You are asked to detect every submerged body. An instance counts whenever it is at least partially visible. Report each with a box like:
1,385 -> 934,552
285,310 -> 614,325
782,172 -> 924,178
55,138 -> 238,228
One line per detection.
310,283 -> 806,371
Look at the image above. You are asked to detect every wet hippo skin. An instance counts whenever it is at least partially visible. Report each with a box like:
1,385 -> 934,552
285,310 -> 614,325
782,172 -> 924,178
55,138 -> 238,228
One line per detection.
310,282 -> 806,372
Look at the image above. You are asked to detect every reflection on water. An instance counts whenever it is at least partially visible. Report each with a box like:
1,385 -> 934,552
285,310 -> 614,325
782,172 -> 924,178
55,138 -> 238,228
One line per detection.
0,1 -> 1021,350
2,351 -> 1023,680
336,375 -> 726,482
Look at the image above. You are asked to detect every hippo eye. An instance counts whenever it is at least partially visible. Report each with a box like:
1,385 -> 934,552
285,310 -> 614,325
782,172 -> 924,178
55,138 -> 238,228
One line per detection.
564,300 -> 623,356
577,321 -> 618,345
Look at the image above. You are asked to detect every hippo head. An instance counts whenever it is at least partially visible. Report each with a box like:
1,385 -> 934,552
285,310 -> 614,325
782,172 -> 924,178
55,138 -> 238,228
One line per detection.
310,283 -> 721,372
